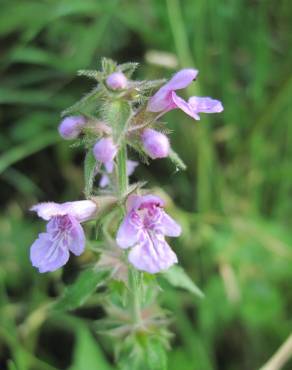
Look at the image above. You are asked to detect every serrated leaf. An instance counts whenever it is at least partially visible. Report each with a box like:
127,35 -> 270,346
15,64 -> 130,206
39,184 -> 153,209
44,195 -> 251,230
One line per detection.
161,266 -> 204,298
169,148 -> 187,170
54,268 -> 110,311
84,150 -> 97,197
101,57 -> 117,74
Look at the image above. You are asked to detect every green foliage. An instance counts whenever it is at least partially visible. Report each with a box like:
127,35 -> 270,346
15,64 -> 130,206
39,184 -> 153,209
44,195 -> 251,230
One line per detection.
54,268 -> 110,311
161,265 -> 204,298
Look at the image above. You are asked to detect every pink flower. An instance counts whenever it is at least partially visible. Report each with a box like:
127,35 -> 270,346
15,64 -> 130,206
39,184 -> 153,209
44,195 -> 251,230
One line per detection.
58,116 -> 86,139
147,68 -> 223,120
99,160 -> 138,188
30,200 -> 97,273
93,137 -> 118,166
106,72 -> 127,90
116,194 -> 181,273
141,128 -> 170,159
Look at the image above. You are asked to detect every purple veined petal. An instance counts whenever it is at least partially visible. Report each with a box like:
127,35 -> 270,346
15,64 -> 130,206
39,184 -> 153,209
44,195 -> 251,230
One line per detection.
30,232 -> 70,273
164,68 -> 198,91
160,211 -> 182,237
61,200 -> 97,223
128,233 -> 178,274
126,194 -> 165,212
147,88 -> 173,112
66,216 -> 86,256
99,174 -> 110,188
171,92 -> 200,120
116,211 -> 142,249
30,202 -> 65,221
188,96 -> 224,113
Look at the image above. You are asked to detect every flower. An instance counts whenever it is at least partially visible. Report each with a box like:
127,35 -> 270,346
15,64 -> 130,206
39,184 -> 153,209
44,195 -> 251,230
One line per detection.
58,116 -> 86,139
141,128 -> 170,159
147,68 -> 223,120
93,137 -> 118,165
106,72 -> 127,90
99,160 -> 138,188
116,194 -> 181,273
30,200 -> 97,273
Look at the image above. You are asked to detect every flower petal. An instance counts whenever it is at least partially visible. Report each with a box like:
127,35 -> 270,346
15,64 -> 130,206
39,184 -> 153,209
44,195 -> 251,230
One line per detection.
116,211 -> 142,249
30,202 -> 65,221
188,96 -> 223,113
171,92 -> 200,120
30,233 -> 69,273
128,233 -> 178,273
126,194 -> 164,212
61,200 -> 97,222
147,69 -> 198,113
99,174 -> 110,188
31,200 -> 97,223
66,216 -> 86,256
165,68 -> 198,91
160,211 -> 182,237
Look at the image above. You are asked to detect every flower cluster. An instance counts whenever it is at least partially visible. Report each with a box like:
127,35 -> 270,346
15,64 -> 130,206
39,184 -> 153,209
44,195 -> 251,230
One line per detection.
30,63 -> 223,275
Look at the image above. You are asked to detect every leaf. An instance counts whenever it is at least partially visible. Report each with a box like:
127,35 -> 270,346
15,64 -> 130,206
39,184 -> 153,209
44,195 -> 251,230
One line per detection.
169,148 -> 187,170
54,268 -> 110,311
77,69 -> 104,81
61,86 -> 102,116
145,338 -> 168,370
70,324 -> 113,370
84,150 -> 97,197
161,266 -> 204,298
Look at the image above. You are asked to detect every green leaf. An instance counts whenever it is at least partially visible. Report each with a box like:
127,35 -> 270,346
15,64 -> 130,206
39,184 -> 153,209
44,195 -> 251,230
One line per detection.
61,86 -> 102,116
70,324 -> 113,370
103,100 -> 132,143
145,338 -> 167,370
54,268 -> 110,311
84,150 -> 97,197
161,266 -> 204,298
169,148 -> 187,171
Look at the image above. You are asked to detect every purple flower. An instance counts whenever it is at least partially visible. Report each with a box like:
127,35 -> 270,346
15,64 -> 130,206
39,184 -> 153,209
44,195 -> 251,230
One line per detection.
99,160 -> 138,188
30,200 -> 97,273
93,137 -> 118,166
106,72 -> 127,90
116,194 -> 181,273
141,128 -> 170,159
147,68 -> 223,120
58,116 -> 86,139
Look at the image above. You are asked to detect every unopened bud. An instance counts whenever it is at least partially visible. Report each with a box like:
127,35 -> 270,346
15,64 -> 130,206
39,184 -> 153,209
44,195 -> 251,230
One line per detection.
93,137 -> 118,164
58,116 -> 86,139
141,128 -> 170,159
106,72 -> 127,90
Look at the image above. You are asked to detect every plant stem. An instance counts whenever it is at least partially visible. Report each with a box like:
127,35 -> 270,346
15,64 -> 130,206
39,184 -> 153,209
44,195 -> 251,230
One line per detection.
116,144 -> 141,324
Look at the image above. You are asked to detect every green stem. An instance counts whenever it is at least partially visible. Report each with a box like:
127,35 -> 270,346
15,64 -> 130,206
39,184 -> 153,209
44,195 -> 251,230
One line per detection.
116,144 -> 141,324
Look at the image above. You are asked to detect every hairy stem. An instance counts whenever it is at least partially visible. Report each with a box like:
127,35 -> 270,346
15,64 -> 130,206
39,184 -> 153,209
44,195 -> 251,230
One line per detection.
116,144 -> 141,324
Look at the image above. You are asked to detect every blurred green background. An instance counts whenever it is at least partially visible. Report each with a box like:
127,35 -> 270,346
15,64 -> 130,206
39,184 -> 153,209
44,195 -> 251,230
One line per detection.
1,0 -> 292,369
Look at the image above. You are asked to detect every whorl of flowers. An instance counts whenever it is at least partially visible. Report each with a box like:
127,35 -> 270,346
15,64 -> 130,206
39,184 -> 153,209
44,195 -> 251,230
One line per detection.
29,59 -> 223,362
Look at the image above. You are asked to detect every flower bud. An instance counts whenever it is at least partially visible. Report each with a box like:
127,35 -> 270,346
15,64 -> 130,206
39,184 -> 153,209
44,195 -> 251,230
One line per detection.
106,72 -> 127,90
93,137 -> 118,164
141,128 -> 170,159
58,116 -> 86,139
